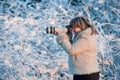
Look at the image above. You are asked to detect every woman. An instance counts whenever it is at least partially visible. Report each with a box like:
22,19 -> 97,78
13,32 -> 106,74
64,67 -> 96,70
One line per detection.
55,17 -> 99,80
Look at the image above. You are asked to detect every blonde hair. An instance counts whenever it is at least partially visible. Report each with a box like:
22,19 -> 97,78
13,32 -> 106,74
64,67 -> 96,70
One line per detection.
70,17 -> 98,35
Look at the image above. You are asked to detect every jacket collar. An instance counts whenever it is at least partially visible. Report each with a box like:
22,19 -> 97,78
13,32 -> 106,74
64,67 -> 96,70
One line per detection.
73,28 -> 92,40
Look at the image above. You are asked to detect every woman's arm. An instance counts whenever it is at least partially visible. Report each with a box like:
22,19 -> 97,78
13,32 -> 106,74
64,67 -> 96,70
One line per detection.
56,33 -> 88,56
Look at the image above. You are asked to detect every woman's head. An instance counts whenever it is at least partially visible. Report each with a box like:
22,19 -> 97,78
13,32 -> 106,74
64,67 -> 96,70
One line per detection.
70,17 -> 98,35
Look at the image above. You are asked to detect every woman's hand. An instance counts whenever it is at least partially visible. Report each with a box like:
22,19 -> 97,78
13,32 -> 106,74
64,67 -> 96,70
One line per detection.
54,28 -> 73,37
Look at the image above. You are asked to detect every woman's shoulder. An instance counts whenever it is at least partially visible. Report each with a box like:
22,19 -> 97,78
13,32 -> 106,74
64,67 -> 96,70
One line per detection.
80,28 -> 91,38
80,28 -> 97,39
83,28 -> 92,34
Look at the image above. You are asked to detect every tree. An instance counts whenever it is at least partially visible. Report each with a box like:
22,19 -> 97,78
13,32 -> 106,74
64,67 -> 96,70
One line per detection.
69,0 -> 81,5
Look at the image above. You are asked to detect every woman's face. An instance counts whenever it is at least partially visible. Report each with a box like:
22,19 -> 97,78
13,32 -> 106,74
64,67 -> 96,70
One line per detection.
72,27 -> 81,34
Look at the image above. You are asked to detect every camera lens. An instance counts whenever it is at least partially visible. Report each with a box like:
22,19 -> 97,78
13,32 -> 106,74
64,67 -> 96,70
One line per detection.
46,27 -> 55,34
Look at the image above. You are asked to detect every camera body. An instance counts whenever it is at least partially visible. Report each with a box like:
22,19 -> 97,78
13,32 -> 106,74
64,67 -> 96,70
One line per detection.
46,25 -> 72,34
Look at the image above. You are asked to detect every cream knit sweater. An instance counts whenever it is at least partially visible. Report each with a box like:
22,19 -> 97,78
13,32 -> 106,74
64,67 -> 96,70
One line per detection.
56,28 -> 99,75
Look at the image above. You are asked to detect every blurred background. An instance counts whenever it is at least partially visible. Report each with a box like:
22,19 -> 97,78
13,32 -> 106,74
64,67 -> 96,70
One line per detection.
0,0 -> 120,80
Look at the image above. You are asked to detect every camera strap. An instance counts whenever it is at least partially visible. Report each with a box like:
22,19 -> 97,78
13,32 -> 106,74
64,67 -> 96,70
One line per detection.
70,32 -> 75,43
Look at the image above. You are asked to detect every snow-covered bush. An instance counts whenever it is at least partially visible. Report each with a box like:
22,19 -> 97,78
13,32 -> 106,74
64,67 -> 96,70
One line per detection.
0,0 -> 119,80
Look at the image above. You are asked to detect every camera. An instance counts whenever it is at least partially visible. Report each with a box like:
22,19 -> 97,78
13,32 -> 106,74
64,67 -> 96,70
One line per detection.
46,25 -> 72,34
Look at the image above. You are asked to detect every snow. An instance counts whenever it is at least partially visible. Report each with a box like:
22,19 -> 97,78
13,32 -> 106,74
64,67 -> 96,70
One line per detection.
0,0 -> 120,80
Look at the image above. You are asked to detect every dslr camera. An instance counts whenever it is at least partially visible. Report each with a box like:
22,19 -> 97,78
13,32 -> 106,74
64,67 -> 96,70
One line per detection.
46,25 -> 72,34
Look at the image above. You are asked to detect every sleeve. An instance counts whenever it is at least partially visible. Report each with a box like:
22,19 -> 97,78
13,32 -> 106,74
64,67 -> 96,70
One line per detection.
56,33 -> 89,55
